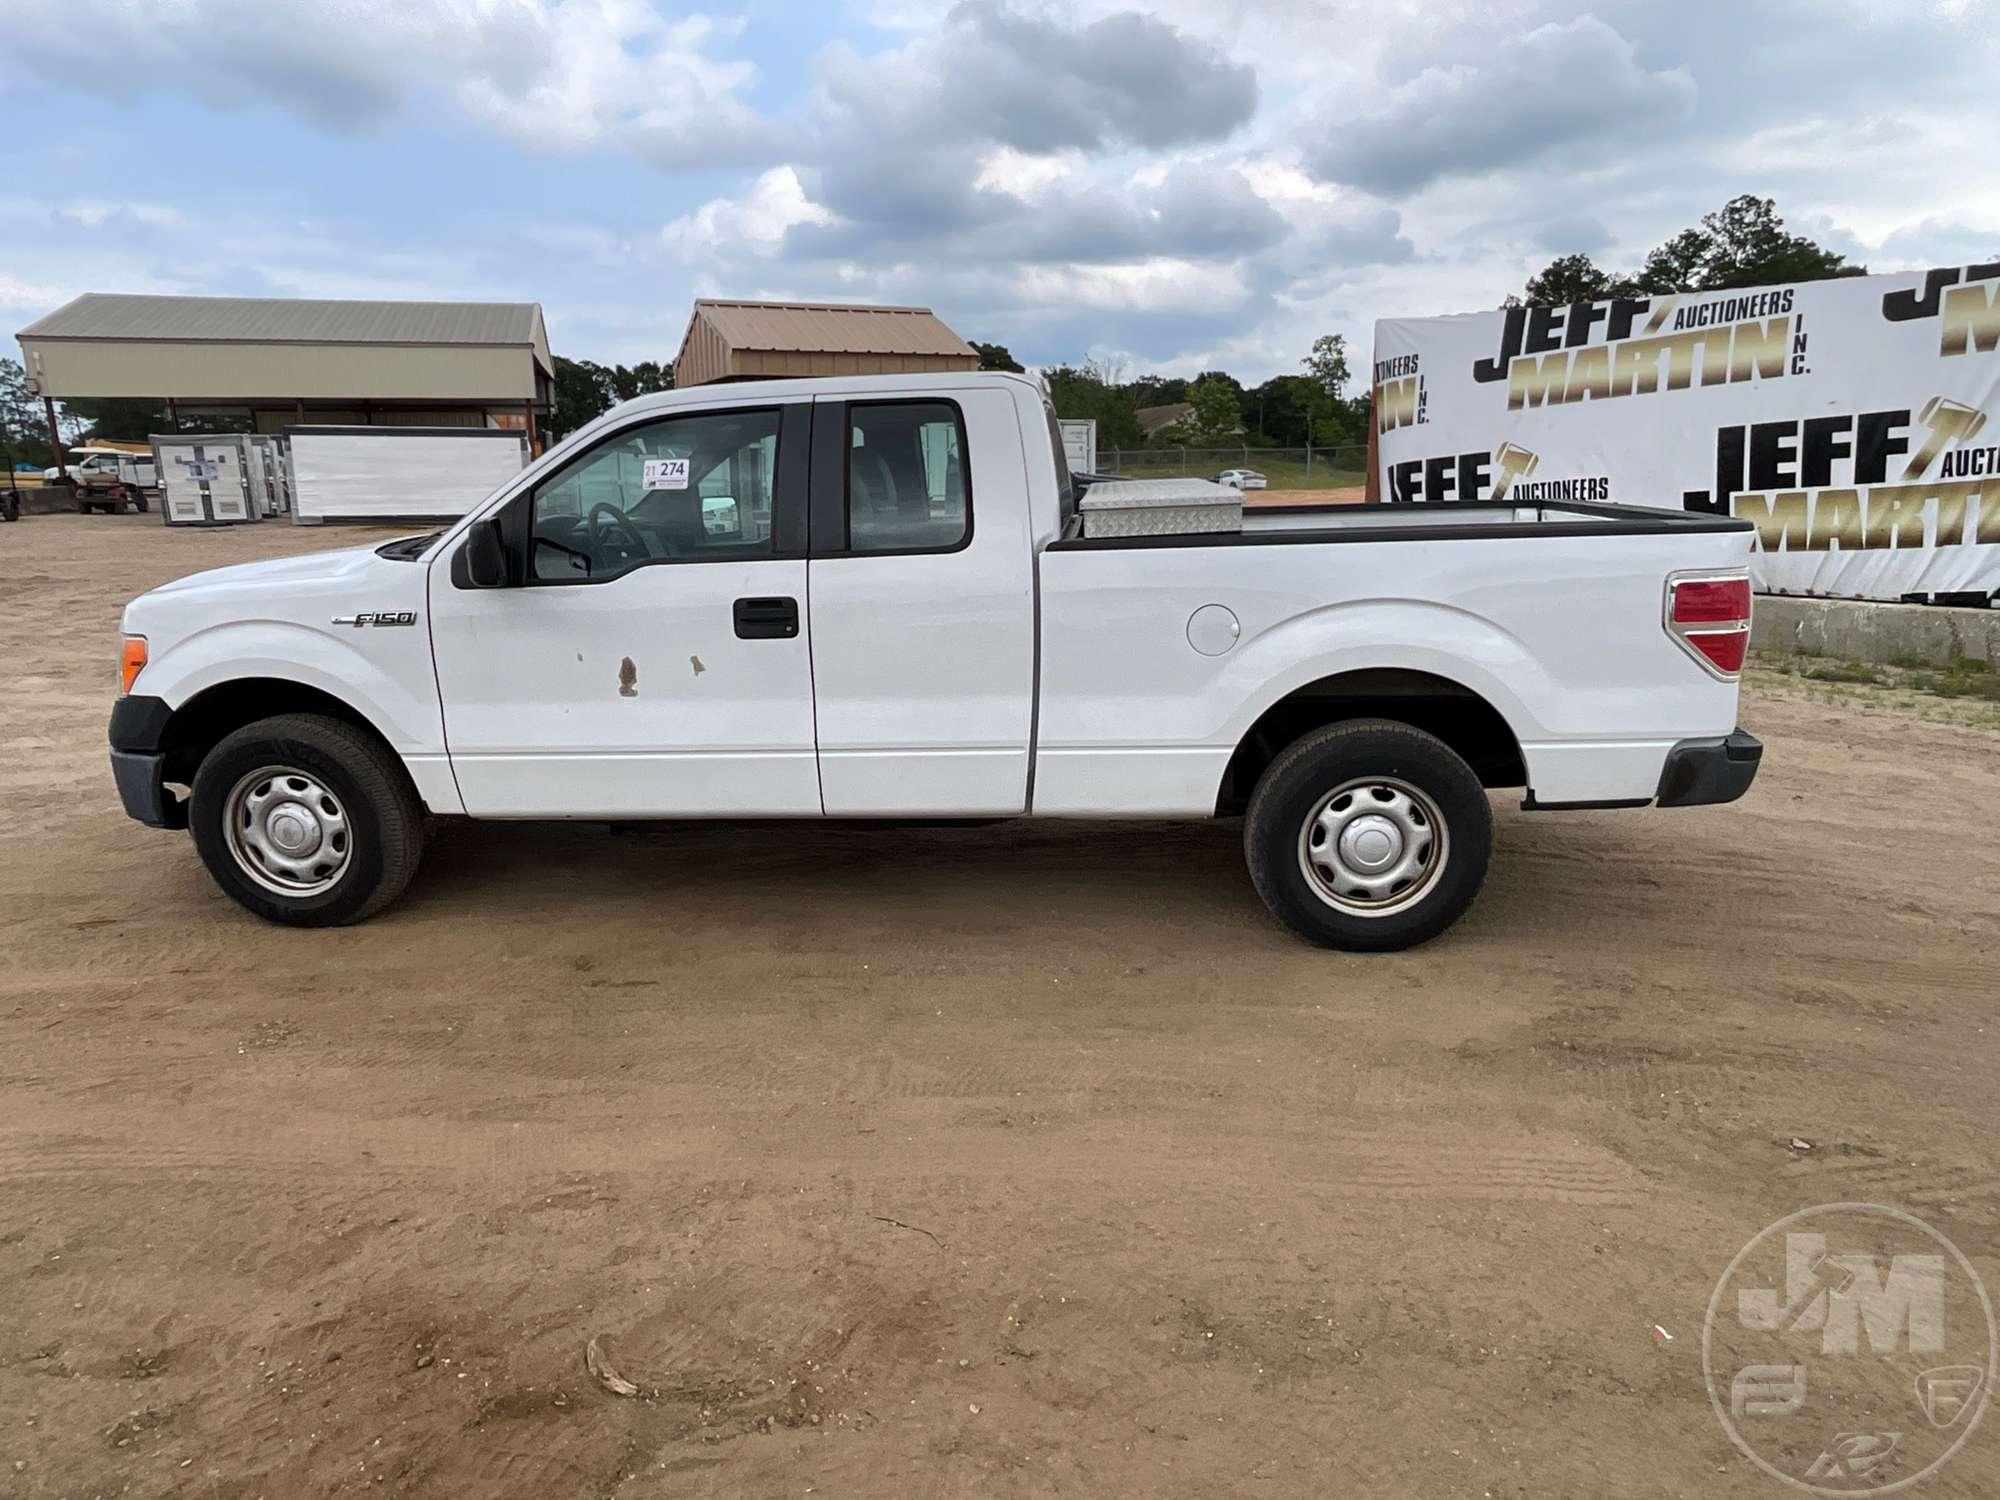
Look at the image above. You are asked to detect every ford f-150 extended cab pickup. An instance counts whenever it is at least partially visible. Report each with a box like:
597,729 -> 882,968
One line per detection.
109,371 -> 1761,949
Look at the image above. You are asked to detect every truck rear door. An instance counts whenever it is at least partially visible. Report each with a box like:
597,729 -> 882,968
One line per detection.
805,387 -> 1036,814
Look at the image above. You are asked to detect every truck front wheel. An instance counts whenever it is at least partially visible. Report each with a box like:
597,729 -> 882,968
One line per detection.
189,713 -> 425,926
1244,719 -> 1492,951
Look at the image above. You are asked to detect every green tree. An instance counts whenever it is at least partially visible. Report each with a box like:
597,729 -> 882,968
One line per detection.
62,397 -> 170,443
1516,254 -> 1635,308
1128,374 -> 1188,407
1,358 -> 52,471
1518,195 -> 1861,304
1043,363 -> 1143,449
607,360 -> 672,403
1660,194 -> 1859,291
1166,375 -> 1243,446
1302,334 -> 1351,401
1244,375 -> 1310,445
970,340 -> 1024,372
548,356 -> 616,441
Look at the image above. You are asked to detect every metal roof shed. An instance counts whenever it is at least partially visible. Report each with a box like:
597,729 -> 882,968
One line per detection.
16,293 -> 554,451
674,299 -> 979,386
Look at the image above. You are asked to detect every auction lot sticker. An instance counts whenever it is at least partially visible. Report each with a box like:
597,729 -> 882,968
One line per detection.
1704,1203 -> 1995,1493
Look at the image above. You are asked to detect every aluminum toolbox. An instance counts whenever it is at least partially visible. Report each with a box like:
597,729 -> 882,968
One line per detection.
1078,477 -> 1243,538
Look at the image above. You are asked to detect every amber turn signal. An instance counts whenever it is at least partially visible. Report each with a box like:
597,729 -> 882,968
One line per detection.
120,636 -> 148,695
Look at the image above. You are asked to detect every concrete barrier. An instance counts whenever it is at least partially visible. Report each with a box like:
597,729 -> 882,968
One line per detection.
4,485 -> 80,516
1754,594 -> 2000,667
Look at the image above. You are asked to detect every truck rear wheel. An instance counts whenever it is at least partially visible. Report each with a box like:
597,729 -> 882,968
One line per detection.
189,713 -> 425,926
1244,719 -> 1492,951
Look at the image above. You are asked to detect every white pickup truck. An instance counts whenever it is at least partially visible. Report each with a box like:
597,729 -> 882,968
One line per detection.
109,371 -> 1761,949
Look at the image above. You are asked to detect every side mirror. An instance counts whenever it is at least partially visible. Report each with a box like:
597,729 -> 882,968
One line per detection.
464,517 -> 509,588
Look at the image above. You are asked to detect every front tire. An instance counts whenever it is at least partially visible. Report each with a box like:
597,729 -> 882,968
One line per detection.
1244,719 -> 1492,951
189,714 -> 425,926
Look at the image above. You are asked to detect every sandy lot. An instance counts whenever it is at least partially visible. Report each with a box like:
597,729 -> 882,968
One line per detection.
2,512 -> 1996,1497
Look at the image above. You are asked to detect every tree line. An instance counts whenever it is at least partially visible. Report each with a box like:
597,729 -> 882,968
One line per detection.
1511,195 -> 1859,307
981,336 -> 1369,451
547,336 -> 1369,451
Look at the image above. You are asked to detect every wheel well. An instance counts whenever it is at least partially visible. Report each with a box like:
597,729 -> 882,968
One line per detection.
159,680 -> 391,786
1216,669 -> 1526,816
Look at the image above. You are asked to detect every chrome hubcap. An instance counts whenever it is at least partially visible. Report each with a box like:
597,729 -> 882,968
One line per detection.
1298,777 -> 1448,917
224,766 -> 351,896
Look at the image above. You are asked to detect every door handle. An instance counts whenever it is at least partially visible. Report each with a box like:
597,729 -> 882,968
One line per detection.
733,596 -> 799,639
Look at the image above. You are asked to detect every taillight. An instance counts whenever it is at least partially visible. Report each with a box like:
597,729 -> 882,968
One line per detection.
1666,574 -> 1751,679
120,636 -> 148,695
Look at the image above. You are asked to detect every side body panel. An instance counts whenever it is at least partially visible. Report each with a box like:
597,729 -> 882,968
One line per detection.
118,546 -> 462,813
1033,526 -> 1756,814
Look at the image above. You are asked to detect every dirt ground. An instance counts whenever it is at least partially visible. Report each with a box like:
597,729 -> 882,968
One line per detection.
2,512 -> 1996,1497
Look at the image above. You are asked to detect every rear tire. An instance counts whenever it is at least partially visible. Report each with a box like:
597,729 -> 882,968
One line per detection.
189,713 -> 425,926
1244,719 -> 1492,951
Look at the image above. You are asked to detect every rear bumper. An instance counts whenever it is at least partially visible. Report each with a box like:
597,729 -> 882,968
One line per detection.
1655,729 -> 1762,808
109,694 -> 186,830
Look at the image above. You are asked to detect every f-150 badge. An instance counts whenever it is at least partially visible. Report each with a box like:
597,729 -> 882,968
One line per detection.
330,611 -> 418,627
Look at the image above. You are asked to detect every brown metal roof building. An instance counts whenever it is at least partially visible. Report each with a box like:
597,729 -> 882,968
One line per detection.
16,292 -> 553,438
674,299 -> 978,386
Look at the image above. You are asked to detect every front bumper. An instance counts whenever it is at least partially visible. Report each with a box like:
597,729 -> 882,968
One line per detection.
1655,729 -> 1762,808
109,694 -> 186,830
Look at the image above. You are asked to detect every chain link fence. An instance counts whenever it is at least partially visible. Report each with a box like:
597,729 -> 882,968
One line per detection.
1097,444 -> 1369,492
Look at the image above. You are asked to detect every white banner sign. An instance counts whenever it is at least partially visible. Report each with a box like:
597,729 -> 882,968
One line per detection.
1372,262 -> 2000,600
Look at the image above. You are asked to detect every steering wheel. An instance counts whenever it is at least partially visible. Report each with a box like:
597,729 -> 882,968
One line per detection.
586,501 -> 642,561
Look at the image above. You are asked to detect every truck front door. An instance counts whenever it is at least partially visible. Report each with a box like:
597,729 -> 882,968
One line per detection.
429,400 -> 822,818
805,389 -> 1037,815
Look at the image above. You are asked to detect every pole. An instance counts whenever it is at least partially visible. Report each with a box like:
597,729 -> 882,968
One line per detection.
43,396 -> 66,486
523,399 -> 540,456
1364,392 -> 1381,504
166,396 -> 181,433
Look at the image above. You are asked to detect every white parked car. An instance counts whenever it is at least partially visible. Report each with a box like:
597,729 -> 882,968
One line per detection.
48,449 -> 151,513
110,372 -> 1760,948
1214,468 -> 1268,490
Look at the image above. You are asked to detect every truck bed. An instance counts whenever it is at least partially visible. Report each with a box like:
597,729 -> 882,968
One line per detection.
1033,500 -> 1756,817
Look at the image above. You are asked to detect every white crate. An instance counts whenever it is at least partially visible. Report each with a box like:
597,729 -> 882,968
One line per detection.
151,434 -> 256,526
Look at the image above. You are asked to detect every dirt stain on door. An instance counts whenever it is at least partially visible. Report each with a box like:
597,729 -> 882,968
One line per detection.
618,657 -> 638,697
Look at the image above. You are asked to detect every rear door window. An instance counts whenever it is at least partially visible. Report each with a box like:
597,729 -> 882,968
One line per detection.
846,402 -> 970,554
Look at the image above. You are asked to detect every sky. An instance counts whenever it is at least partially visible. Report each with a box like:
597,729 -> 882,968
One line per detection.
2,0 -> 1997,384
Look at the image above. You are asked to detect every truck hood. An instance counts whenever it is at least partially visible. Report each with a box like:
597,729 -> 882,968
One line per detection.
141,541 -> 394,597
120,540 -> 433,646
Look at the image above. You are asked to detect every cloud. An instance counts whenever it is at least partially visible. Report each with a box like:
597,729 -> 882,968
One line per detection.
0,0 -> 771,168
9,0 -> 2000,385
780,158 -> 1291,267
662,167 -> 831,260
1874,217 -> 2000,270
813,1 -> 1256,159
1305,15 -> 1696,194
